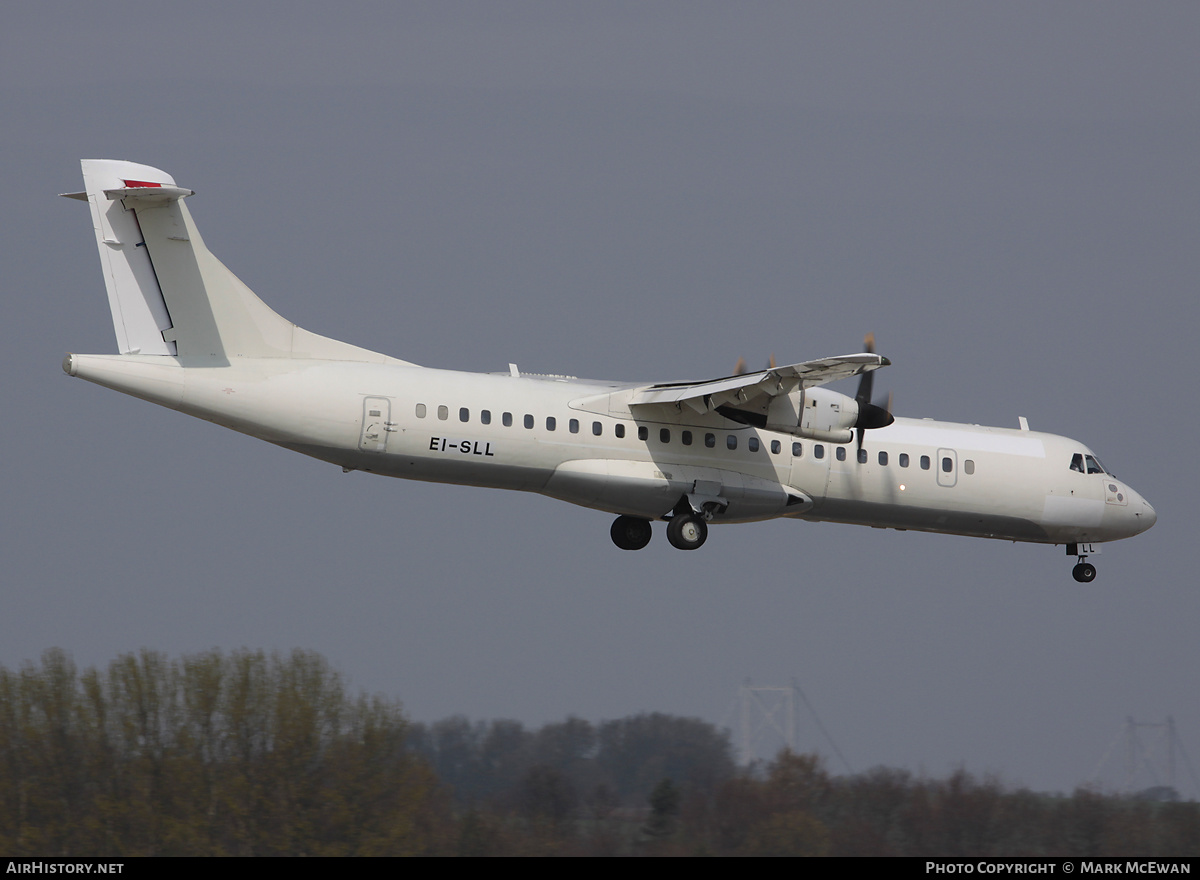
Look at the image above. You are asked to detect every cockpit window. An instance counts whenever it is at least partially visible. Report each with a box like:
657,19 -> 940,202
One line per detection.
1085,454 -> 1106,475
1070,453 -> 1085,473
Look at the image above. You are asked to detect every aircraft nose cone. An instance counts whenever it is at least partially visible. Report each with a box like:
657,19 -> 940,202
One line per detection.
1137,498 -> 1157,533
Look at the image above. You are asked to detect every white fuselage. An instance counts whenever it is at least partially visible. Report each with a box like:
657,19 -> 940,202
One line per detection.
60,159 -> 1157,571
65,354 -> 1156,547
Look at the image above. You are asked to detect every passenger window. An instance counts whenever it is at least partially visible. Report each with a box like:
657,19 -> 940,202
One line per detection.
615,424 -> 625,439
792,442 -> 803,457
524,414 -> 534,429
771,440 -> 781,454
481,410 -> 491,425
879,451 -> 888,466
503,412 -> 513,427
569,418 -> 579,434
920,455 -> 930,470
942,457 -> 953,473
546,416 -> 556,431
964,459 -> 975,475
836,447 -> 846,462
416,403 -> 427,418
660,428 -> 670,444
437,405 -> 448,420
748,437 -> 760,453
592,422 -> 602,436
682,430 -> 692,446
459,407 -> 469,422
727,435 -> 737,450
638,426 -> 648,441
814,444 -> 825,459
705,433 -> 716,448
899,453 -> 909,468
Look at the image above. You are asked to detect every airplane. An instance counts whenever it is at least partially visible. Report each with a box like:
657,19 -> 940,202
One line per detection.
61,160 -> 1156,582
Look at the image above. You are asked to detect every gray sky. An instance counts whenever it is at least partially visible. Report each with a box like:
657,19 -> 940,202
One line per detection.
3,2 -> 1197,795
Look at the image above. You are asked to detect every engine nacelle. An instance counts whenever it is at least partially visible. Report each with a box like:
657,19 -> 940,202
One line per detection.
765,386 -> 858,444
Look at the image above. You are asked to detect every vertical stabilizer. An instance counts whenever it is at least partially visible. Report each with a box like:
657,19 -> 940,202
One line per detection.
76,160 -> 180,355
67,160 -> 404,365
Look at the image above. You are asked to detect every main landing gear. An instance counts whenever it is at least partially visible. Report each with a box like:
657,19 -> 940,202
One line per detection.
608,512 -> 711,551
666,514 -> 708,550
610,515 -> 653,551
1067,543 -> 1098,583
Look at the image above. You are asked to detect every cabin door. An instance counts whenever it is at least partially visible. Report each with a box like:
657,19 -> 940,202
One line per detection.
359,397 -> 392,453
788,440 -> 832,502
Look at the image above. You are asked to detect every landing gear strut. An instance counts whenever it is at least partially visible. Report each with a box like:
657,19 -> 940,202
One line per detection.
610,515 -> 653,551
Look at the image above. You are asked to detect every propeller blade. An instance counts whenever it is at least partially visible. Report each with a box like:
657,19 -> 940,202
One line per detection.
855,368 -> 875,407
854,332 -> 876,407
733,355 -> 775,375
853,333 -> 894,450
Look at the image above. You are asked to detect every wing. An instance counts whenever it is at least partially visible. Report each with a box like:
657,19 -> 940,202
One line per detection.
628,353 -> 889,415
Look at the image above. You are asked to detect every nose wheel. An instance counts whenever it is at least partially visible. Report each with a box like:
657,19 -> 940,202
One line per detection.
1072,561 -> 1097,583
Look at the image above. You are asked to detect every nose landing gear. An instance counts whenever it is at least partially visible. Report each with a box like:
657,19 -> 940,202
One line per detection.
1067,543 -> 1099,583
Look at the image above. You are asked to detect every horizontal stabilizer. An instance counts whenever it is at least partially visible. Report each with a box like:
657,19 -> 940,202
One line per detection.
103,184 -> 195,204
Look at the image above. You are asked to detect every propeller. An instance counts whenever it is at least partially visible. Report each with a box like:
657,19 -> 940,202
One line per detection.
732,354 -> 775,376
854,333 -> 894,451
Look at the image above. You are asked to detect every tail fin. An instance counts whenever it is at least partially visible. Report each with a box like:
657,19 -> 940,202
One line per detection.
65,160 -> 402,365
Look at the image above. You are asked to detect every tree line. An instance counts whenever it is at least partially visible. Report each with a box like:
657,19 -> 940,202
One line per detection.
1,649 -> 1196,856
0,648 -> 445,855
